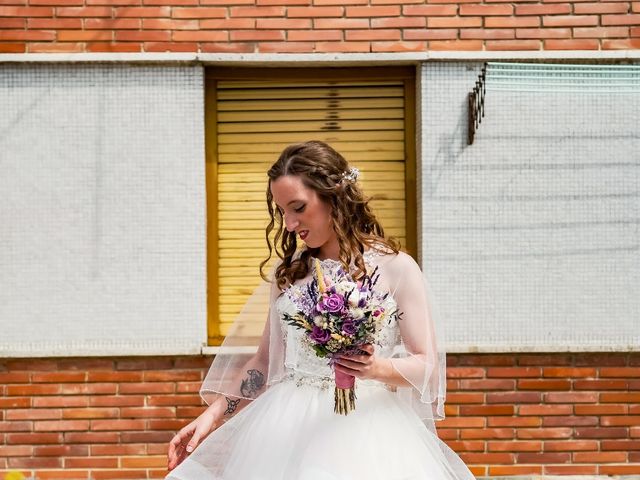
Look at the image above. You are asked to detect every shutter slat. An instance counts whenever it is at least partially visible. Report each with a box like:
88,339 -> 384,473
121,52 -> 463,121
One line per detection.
217,98 -> 403,111
218,119 -> 405,134
218,108 -> 404,122
218,86 -> 404,100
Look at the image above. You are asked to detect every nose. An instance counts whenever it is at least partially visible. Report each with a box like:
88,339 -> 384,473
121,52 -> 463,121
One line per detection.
283,213 -> 299,233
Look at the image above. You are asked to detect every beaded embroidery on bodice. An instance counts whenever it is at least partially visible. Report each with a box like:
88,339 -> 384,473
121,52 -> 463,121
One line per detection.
275,249 -> 401,385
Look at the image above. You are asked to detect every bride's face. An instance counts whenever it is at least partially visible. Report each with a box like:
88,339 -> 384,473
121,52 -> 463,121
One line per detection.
270,174 -> 336,249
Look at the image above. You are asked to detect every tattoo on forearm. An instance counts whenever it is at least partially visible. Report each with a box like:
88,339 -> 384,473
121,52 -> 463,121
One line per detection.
224,397 -> 240,415
240,369 -> 265,398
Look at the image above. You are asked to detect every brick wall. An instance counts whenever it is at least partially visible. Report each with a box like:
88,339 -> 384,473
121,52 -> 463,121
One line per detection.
0,1 -> 639,54
1,353 -> 639,478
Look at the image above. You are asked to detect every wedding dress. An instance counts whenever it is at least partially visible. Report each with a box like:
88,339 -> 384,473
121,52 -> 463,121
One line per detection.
166,247 -> 476,480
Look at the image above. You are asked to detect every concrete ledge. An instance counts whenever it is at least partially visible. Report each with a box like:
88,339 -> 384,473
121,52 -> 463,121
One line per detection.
1,51 -> 639,65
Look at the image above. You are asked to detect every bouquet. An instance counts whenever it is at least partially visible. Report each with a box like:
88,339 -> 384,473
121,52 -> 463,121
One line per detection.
283,257 -> 397,415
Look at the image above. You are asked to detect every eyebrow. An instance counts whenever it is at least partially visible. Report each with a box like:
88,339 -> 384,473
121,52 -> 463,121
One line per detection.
275,200 -> 303,209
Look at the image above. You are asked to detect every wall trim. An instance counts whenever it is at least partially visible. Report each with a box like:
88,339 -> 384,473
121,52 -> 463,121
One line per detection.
1,51 -> 640,65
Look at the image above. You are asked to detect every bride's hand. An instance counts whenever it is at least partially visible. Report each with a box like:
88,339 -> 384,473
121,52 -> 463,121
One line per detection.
334,343 -> 389,381
167,407 -> 220,471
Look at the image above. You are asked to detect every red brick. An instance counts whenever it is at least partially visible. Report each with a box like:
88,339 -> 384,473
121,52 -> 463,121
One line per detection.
405,29 -> 458,40
546,392 -> 598,403
88,18 -> 141,29
515,27 -> 571,38
256,18 -> 311,28
372,16 -> 425,27
28,41 -> 87,51
91,419 -> 146,431
91,470 -> 147,479
575,2 -> 630,14
485,17 -> 540,27
65,457 -> 118,468
543,416 -> 598,426
461,428 -> 514,439
0,6 -> 53,16
447,367 -> 484,378
428,16 -> 483,27
60,383 -> 118,395
176,406 -> 207,417
602,440 -> 640,450
601,367 -> 640,377
287,30 -> 342,41
120,431 -> 174,443
6,409 -> 61,420
346,6 -> 401,17
487,392 -> 542,403
88,0 -> 139,3
460,28 -> 515,39
602,415 -> 640,426
172,7 -> 225,18
403,4 -> 458,15
518,452 -> 571,464
28,18 -> 82,28
0,372 -> 30,383
602,392 -> 640,402
64,432 -> 119,443
602,13 -> 640,24
230,29 -> 285,41
0,397 -> 31,408
488,417 -> 541,427
8,457 -> 63,469
33,444 -> 89,457
575,452 -> 628,462
257,41 -> 313,51
89,395 -> 145,407
200,18 -> 255,28
314,18 -> 369,28
32,372 -> 87,383
143,0 -> 198,4
141,18 -> 197,29
600,465 -> 640,475
57,30 -> 112,41
575,427 -> 628,438
516,3 -> 571,14
602,38 -> 640,50
460,4 -> 513,15
34,420 -> 90,432
146,419 -> 190,430
543,14 -> 598,26
314,0 -> 367,4
542,367 -> 596,378
546,465 -> 598,475
519,405 -> 572,415
574,26 -> 629,37
0,42 -> 26,53
487,440 -> 542,451
459,452 -> 515,464
0,445 -> 32,457
229,6 -> 284,16
91,444 -> 146,455
518,379 -> 571,390
120,407 -> 175,418
62,408 -> 119,419
7,432 -> 63,444
0,421 -> 32,432
145,41 -> 200,51
462,380 -> 517,391
120,455 -> 166,468
256,0 -> 309,4
87,41 -> 144,50
372,0 -> 424,3
114,6 -> 170,17
30,0 -> 83,4
518,428 -> 573,439
544,440 -> 599,451
118,382 -> 175,395
56,6 -> 111,16
288,6 -> 342,16
6,384 -> 60,396
345,28 -> 400,40
574,379 -> 629,390
490,466 -> 543,475
172,31 -> 229,41
460,404 -> 515,415
87,371 -> 143,382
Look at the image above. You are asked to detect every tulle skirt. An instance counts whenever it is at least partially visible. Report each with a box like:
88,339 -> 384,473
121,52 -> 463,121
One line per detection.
166,375 -> 476,480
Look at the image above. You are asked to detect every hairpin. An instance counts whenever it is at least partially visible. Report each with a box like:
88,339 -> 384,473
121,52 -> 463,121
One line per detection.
341,167 -> 359,183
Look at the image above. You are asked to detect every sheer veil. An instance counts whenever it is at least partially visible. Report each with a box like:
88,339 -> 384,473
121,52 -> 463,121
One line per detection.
200,245 -> 447,437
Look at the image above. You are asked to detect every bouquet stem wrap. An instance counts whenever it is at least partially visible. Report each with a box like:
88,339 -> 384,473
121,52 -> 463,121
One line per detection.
334,369 -> 356,415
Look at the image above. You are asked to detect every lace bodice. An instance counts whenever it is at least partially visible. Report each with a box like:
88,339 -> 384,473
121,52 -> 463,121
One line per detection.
274,249 -> 401,386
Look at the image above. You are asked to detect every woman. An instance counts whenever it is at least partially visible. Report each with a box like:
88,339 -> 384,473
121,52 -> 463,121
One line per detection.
166,141 -> 476,480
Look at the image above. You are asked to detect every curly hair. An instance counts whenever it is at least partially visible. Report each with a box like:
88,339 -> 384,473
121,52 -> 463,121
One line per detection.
259,140 -> 401,290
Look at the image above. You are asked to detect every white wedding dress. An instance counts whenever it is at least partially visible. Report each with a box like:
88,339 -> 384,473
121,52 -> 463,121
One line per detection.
166,251 -> 477,480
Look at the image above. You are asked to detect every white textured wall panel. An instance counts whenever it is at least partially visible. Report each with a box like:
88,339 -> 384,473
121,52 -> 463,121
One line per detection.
0,64 -> 206,356
420,62 -> 639,352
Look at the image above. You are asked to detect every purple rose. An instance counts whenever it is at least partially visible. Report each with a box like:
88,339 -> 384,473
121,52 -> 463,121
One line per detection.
341,320 -> 358,336
317,293 -> 344,313
309,325 -> 331,344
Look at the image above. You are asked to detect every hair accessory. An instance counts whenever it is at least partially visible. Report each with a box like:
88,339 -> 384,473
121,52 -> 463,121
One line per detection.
341,167 -> 359,184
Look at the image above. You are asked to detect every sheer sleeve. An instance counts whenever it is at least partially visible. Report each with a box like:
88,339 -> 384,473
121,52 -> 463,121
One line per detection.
386,251 -> 447,425
199,261 -> 286,406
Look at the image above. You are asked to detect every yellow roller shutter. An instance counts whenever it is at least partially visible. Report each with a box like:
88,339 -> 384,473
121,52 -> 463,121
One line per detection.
206,68 -> 416,345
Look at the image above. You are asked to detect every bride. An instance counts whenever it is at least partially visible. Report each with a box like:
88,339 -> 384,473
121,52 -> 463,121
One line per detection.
165,141 -> 476,480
